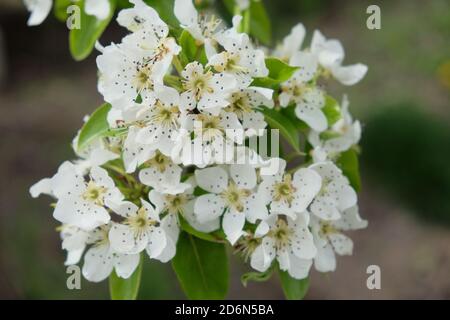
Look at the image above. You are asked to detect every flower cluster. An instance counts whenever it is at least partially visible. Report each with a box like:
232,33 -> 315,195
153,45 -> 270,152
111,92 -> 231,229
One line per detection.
29,0 -> 367,284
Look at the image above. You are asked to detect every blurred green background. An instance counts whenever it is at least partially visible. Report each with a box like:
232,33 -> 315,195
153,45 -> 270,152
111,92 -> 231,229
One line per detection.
0,0 -> 449,299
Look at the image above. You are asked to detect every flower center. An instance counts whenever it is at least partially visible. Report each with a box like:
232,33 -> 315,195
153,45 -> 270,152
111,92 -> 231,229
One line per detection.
320,222 -> 337,237
269,219 -> 293,249
227,93 -> 252,118
151,100 -> 179,128
183,71 -> 213,101
146,151 -> 171,172
273,174 -> 296,204
221,183 -> 251,212
82,181 -> 107,206
126,206 -> 158,239
133,64 -> 154,93
164,194 -> 189,214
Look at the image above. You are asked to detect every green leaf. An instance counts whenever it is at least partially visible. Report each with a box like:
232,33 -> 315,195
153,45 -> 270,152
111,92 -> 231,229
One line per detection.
54,0 -> 72,22
172,232 -> 229,299
109,256 -> 143,300
279,270 -> 309,300
144,0 -> 180,34
249,0 -> 272,45
178,215 -> 225,243
337,149 -> 361,192
77,103 -> 124,151
69,0 -> 115,61
241,268 -> 273,287
260,107 -> 301,152
323,95 -> 342,126
252,58 -> 298,87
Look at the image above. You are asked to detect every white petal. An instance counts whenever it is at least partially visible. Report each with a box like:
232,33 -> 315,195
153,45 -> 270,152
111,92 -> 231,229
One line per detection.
114,253 -> 140,279
291,168 -> 322,212
287,254 -> 312,280
82,245 -> 114,282
29,178 -> 52,198
289,51 -> 318,82
146,227 -> 167,259
25,0 -> 52,26
85,0 -> 111,20
107,201 -> 139,218
281,23 -> 306,59
194,194 -> 226,223
195,166 -> 228,193
331,63 -> 368,86
295,102 -> 327,132
329,233 -> 353,255
229,164 -> 257,189
310,196 -> 341,220
54,198 -> 110,230
222,211 -> 246,245
333,205 -> 368,231
314,242 -> 336,272
174,0 -> 198,27
109,223 -> 147,254
153,235 -> 176,263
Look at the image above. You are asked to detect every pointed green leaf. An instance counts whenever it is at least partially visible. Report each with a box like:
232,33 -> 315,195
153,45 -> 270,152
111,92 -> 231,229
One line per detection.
260,107 -> 300,152
337,149 -> 361,192
323,95 -> 342,126
252,58 -> 298,87
77,103 -> 125,151
109,256 -> 143,300
279,270 -> 309,300
249,0 -> 272,45
69,0 -> 115,61
172,232 -> 229,299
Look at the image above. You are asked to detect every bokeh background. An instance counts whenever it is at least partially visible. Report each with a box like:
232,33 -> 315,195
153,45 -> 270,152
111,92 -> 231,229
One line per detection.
0,0 -> 449,299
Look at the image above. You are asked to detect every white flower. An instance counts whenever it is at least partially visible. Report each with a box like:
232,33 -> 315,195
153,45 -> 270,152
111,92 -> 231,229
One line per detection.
274,23 -> 306,62
134,85 -> 182,156
208,31 -> 268,87
117,0 -> 167,33
308,95 -> 361,162
309,162 -> 357,220
149,177 -> 220,233
172,111 -> 243,167
30,161 -> 77,199
311,205 -> 367,272
174,0 -> 221,44
24,0 -> 52,26
97,26 -> 180,110
226,86 -> 273,136
85,0 -> 111,20
139,151 -> 191,195
60,225 -> 90,266
194,165 -> 268,244
180,62 -> 237,115
311,30 -> 368,86
250,213 -> 316,279
279,52 -> 328,132
258,159 -> 322,218
82,224 -> 140,282
108,199 -> 171,261
53,166 -> 123,230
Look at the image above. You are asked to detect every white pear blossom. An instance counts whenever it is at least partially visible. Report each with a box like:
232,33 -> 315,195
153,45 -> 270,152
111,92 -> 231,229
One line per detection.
180,62 -> 237,114
97,26 -> 180,110
208,31 -> 268,87
194,165 -> 268,244
311,205 -> 367,272
53,166 -> 123,230
60,225 -> 90,266
174,0 -> 221,46
279,52 -> 328,132
309,162 -> 357,221
83,224 -> 140,282
258,159 -> 322,218
108,199 -> 172,262
250,213 -> 316,279
149,177 -> 220,233
123,126 -> 156,173
311,30 -> 368,86
24,0 -> 52,26
139,151 -> 190,195
308,95 -> 361,162
172,111 -> 244,167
